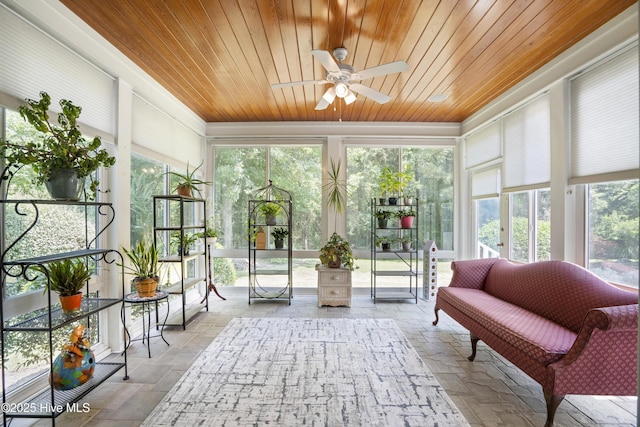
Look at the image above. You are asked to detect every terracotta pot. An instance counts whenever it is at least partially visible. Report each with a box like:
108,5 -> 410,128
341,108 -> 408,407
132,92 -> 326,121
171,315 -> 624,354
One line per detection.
328,260 -> 341,268
177,185 -> 191,197
59,292 -> 82,313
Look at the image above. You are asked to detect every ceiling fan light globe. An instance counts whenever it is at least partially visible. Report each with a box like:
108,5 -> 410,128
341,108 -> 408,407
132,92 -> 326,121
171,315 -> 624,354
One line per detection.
344,91 -> 357,105
335,82 -> 349,98
322,87 -> 337,103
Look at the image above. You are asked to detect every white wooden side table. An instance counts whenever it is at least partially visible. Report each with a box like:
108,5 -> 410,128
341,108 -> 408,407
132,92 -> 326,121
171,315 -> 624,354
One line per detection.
317,267 -> 352,307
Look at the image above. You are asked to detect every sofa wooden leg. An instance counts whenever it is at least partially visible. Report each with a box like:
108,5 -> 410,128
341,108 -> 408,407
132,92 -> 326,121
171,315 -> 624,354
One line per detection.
543,390 -> 565,427
432,306 -> 440,325
468,333 -> 479,361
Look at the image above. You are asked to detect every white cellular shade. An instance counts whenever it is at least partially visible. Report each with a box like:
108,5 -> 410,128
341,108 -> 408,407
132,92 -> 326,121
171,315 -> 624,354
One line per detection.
503,94 -> 550,191
465,121 -> 501,169
132,94 -> 203,164
0,5 -> 114,135
570,43 -> 639,184
471,167 -> 501,199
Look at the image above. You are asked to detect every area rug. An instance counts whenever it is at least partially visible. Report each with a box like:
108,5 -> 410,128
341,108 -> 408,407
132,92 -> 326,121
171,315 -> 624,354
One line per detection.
142,317 -> 469,426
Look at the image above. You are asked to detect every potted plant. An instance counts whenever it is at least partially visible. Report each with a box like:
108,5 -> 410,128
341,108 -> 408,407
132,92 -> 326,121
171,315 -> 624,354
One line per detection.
398,236 -> 413,251
396,166 -> 413,202
0,91 -> 116,200
319,159 -> 356,270
197,226 -> 219,245
259,202 -> 281,225
319,232 -> 356,270
374,209 -> 394,228
323,159 -> 348,228
166,161 -> 211,198
171,232 -> 198,255
375,236 -> 393,252
120,239 -> 160,297
397,208 -> 416,228
271,227 -> 288,249
43,259 -> 91,313
379,167 -> 396,204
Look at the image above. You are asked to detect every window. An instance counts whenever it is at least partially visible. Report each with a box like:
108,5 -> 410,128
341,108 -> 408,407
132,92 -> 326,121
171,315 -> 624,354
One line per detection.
569,43 -> 638,288
587,180 -> 639,288
211,145 -> 322,286
475,198 -> 500,258
130,154 -> 165,245
346,146 -> 455,252
509,190 -> 550,262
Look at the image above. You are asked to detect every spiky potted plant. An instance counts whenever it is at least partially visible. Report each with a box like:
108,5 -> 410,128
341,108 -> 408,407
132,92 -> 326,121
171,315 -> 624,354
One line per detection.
166,161 -> 211,198
120,239 -> 160,297
44,259 -> 91,313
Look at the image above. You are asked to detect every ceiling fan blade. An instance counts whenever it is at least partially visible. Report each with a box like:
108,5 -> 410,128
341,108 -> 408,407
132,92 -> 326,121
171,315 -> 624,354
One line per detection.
272,79 -> 326,89
355,60 -> 408,80
349,83 -> 391,104
315,98 -> 330,110
311,50 -> 340,73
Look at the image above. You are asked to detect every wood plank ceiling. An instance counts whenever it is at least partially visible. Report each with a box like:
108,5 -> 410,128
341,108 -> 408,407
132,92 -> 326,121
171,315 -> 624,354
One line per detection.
60,0 -> 634,123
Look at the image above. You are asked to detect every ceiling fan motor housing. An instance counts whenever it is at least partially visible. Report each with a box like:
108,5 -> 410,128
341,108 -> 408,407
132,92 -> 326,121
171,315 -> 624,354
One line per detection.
333,47 -> 348,62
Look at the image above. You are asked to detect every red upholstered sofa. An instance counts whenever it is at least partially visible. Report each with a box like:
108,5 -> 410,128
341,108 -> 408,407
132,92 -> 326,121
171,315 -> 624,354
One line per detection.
433,258 -> 638,427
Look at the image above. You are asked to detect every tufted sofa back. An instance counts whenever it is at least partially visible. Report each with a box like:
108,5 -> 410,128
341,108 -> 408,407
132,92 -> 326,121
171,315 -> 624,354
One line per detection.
483,259 -> 638,332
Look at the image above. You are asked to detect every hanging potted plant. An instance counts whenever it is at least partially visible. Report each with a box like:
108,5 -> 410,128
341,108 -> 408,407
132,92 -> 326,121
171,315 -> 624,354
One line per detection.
259,202 -> 281,225
120,240 -> 160,297
271,227 -> 288,249
398,208 -> 416,228
165,161 -> 211,198
0,92 -> 116,200
43,259 -> 91,313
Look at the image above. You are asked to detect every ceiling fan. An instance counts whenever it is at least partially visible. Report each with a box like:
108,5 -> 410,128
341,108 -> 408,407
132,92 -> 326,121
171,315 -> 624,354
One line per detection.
271,48 -> 408,110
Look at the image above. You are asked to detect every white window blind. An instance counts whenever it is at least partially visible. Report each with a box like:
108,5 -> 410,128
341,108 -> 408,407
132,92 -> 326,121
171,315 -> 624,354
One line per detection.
503,94 -> 550,191
464,121 -> 501,169
132,94 -> 204,164
471,167 -> 501,199
0,5 -> 114,135
570,43 -> 639,184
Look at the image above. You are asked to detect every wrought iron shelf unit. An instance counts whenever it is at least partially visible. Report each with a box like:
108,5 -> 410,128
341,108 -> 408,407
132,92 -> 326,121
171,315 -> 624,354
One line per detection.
247,181 -> 293,305
0,199 -> 128,426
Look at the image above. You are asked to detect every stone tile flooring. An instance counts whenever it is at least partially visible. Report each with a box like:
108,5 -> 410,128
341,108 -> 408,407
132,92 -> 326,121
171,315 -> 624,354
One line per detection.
30,288 -> 637,426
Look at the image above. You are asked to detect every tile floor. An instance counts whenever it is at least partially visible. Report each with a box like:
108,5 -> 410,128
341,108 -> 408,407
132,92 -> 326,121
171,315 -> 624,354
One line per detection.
29,287 -> 637,426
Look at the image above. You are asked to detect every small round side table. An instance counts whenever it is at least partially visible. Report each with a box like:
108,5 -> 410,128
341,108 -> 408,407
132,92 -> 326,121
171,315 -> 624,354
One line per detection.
123,290 -> 170,358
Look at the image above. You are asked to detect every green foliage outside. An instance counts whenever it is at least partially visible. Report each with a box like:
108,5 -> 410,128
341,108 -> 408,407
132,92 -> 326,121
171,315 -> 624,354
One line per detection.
212,147 -> 322,251
346,147 -> 454,251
